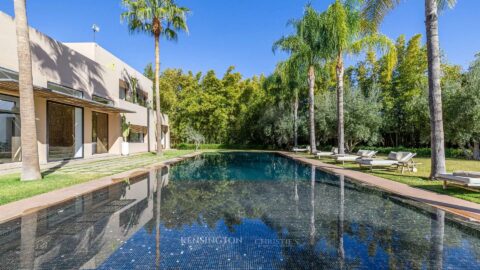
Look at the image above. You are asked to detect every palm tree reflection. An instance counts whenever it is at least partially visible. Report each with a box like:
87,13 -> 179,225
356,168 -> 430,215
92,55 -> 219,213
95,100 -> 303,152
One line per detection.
429,209 -> 445,270
338,175 -> 345,270
294,162 -> 299,217
309,165 -> 316,247
155,168 -> 166,269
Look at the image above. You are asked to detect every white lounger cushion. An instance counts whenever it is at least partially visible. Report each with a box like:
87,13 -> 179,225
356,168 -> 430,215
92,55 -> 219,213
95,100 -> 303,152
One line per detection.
335,150 -> 376,161
439,174 -> 480,187
317,147 -> 339,157
335,155 -> 362,162
357,159 -> 398,166
317,151 -> 335,157
453,171 -> 480,178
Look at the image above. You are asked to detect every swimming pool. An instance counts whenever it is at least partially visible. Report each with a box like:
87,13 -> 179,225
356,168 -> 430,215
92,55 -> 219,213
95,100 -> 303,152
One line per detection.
0,152 -> 479,269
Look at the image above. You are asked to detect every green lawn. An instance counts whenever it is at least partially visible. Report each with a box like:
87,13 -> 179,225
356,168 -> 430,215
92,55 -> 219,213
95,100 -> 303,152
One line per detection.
304,154 -> 480,204
0,150 -> 194,205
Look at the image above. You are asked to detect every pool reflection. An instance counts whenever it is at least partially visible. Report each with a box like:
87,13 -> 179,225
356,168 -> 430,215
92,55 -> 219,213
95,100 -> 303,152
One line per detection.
0,152 -> 479,269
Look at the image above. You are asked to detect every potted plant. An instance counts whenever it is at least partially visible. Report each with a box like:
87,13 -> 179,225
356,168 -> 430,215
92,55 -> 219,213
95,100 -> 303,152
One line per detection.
121,115 -> 130,156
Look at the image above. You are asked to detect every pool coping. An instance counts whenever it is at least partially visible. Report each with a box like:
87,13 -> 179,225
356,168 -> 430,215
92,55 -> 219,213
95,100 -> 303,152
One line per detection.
277,151 -> 480,223
0,151 -> 202,223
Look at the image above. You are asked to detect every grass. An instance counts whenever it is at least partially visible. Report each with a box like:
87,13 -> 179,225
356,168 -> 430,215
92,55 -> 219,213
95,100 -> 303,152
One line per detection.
303,153 -> 480,204
0,150 -> 194,205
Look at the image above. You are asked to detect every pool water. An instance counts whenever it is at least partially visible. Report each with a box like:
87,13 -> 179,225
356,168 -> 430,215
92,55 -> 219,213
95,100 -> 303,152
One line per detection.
0,152 -> 479,269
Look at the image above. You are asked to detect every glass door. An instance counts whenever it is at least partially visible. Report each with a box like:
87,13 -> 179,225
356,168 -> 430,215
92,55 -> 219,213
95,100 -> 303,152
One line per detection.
48,102 -> 83,161
92,112 -> 108,154
0,94 -> 21,163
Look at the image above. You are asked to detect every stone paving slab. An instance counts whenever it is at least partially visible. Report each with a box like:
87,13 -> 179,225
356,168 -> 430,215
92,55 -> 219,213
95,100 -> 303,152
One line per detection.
278,151 -> 480,222
0,152 -> 201,223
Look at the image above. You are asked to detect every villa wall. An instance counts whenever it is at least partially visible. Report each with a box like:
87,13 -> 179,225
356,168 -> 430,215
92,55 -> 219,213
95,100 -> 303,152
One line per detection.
0,11 -> 170,166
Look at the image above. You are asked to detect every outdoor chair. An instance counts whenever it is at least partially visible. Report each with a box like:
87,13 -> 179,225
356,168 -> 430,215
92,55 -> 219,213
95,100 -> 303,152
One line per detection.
438,171 -> 480,189
292,145 -> 311,153
334,150 -> 377,164
316,147 -> 338,159
357,151 -> 418,174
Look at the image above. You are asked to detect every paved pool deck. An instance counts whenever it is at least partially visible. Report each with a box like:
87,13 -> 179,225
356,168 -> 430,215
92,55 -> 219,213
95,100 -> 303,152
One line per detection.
0,152 -> 201,223
279,151 -> 480,223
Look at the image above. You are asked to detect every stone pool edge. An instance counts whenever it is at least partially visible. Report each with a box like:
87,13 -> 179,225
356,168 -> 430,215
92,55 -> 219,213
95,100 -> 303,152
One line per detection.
277,151 -> 480,223
0,151 -> 202,223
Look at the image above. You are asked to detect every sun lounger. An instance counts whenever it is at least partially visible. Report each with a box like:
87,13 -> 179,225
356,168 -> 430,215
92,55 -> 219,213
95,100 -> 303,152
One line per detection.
334,150 -> 377,164
292,146 -> 310,153
438,171 -> 480,189
316,147 -> 338,158
357,152 -> 417,173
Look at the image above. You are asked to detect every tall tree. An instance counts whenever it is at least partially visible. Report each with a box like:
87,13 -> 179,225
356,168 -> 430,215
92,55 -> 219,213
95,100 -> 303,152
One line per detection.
122,0 -> 189,156
274,6 -> 327,153
363,0 -> 457,178
444,55 -> 480,160
276,58 -> 307,147
14,0 -> 42,181
322,0 -> 396,154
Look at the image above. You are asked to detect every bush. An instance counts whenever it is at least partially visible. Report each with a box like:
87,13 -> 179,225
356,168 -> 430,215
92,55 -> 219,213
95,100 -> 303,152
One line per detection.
174,143 -> 270,150
359,146 -> 467,159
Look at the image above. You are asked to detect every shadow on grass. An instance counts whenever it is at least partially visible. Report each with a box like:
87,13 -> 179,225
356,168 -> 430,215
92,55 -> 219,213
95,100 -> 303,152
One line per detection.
42,160 -> 69,177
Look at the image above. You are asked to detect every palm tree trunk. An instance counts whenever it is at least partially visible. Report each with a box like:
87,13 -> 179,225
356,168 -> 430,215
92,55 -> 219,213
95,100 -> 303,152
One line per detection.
14,0 -> 41,181
154,34 -> 163,156
293,88 -> 299,148
425,0 -> 446,178
336,53 -> 345,155
308,66 -> 317,153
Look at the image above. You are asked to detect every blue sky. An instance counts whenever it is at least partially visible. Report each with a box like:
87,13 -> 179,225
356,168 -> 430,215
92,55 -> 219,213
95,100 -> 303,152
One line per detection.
0,0 -> 478,78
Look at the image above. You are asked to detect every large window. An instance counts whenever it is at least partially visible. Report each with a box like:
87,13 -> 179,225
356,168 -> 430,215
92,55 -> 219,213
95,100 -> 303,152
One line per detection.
119,79 -> 148,108
48,102 -> 83,161
128,132 -> 144,143
92,112 -> 109,154
0,94 -> 21,164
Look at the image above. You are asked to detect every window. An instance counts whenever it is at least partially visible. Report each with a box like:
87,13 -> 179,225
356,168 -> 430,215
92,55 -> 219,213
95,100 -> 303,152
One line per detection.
47,82 -> 83,98
136,91 -> 148,107
119,80 -> 128,100
92,95 -> 113,106
118,79 -> 148,107
0,94 -> 21,164
128,132 -> 144,143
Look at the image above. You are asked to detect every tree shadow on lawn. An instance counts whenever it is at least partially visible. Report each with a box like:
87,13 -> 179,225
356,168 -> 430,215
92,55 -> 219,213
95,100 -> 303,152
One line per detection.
42,160 -> 70,177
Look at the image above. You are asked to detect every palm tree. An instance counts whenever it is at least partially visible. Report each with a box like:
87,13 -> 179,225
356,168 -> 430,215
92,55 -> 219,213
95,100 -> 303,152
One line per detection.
274,6 -> 327,154
362,0 -> 457,178
277,58 -> 306,148
14,0 -> 42,181
121,0 -> 189,156
321,0 -> 396,155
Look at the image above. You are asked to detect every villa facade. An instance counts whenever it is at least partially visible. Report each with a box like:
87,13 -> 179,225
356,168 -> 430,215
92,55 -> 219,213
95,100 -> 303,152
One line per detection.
0,12 -> 170,166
